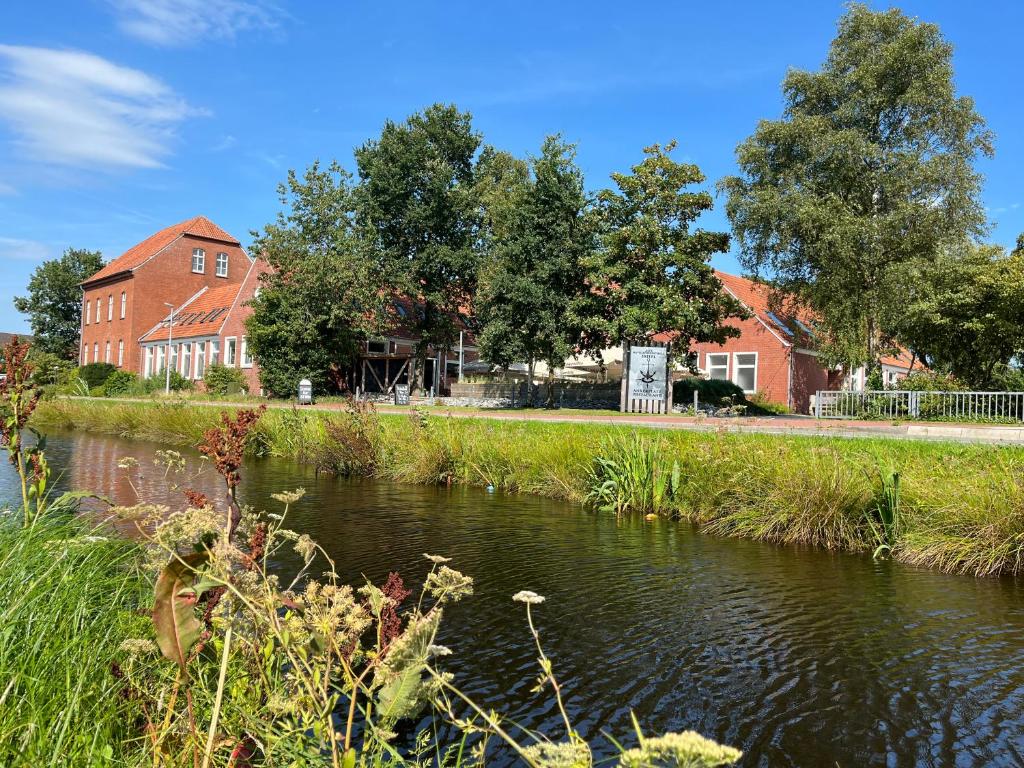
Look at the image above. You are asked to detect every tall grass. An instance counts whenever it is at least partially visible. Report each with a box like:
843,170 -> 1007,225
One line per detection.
33,398 -> 1024,577
0,515 -> 149,766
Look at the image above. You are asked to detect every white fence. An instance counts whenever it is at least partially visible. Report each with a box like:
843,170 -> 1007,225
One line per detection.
814,390 -> 1024,422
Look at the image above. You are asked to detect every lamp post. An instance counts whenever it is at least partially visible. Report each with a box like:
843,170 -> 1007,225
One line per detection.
164,302 -> 175,395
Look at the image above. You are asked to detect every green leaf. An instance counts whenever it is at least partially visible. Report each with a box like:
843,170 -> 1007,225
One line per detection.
152,552 -> 209,672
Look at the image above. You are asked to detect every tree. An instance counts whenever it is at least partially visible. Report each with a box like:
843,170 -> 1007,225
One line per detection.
246,161 -> 388,396
720,3 -> 993,371
575,141 -> 743,363
14,247 -> 104,358
890,242 -> 1024,387
354,104 -> 482,392
476,136 -> 595,405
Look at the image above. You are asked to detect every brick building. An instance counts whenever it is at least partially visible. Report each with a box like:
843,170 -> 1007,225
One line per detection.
79,216 -> 251,372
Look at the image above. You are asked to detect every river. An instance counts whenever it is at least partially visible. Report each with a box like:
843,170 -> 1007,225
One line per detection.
3,430 -> 1024,767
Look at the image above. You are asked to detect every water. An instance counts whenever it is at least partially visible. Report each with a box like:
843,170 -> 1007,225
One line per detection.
4,431 -> 1024,767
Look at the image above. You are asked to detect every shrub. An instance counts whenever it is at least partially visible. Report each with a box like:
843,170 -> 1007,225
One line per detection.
673,377 -> 746,407
78,362 -> 117,389
202,363 -> 249,396
898,370 -> 967,392
102,370 -> 137,396
747,390 -> 791,414
134,369 -> 193,394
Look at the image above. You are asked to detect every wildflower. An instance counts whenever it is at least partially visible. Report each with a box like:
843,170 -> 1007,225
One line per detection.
522,741 -> 592,768
117,456 -> 139,469
427,644 -> 452,657
617,731 -> 742,768
198,406 -> 267,490
513,590 -> 546,605
182,488 -> 209,508
423,553 -> 451,564
118,638 -> 158,657
294,533 -> 317,564
425,566 -> 474,602
271,488 -> 306,504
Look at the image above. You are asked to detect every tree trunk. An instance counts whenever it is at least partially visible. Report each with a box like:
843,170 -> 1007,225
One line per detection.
526,356 -> 536,408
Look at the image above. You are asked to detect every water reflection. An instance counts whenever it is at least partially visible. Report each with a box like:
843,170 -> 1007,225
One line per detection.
3,431 -> 1024,767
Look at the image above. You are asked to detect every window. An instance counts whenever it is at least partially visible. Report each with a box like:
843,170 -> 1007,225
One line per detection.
240,337 -> 252,368
95,299 -> 101,323
182,343 -> 192,379
107,294 -> 113,321
215,252 -> 228,277
732,352 -> 757,394
367,338 -> 388,354
156,345 -> 165,374
117,340 -> 124,367
104,341 -> 111,363
169,343 -> 178,374
82,344 -> 87,364
85,299 -> 91,325
93,342 -> 98,363
144,347 -> 153,378
210,339 -> 219,366
225,337 -> 237,366
192,248 -> 205,273
195,342 -> 206,379
120,291 -> 127,319
706,353 -> 729,381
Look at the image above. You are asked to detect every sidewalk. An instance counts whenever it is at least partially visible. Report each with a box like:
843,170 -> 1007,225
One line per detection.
72,397 -> 1024,445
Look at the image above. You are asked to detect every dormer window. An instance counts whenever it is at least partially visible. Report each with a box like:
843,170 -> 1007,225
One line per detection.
192,248 -> 205,273
215,252 -> 228,277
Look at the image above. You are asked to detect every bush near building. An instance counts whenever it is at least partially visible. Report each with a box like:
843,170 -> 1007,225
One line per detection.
202,363 -> 249,396
77,363 -> 116,389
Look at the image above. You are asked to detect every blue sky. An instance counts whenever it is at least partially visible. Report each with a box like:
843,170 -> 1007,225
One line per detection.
1,1 -> 1021,333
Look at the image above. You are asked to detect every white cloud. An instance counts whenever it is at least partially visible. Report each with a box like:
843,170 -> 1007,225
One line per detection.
0,236 -> 50,261
211,134 -> 237,152
0,45 -> 203,170
109,0 -> 283,46
0,180 -> 15,195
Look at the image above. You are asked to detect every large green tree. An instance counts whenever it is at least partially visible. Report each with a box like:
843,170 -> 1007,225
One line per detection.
14,247 -> 104,358
246,161 -> 388,396
575,141 -> 742,362
476,136 -> 595,404
720,4 -> 993,370
890,241 -> 1024,387
354,103 -> 482,392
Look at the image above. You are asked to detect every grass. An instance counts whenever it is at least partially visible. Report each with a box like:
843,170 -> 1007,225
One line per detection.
32,397 -> 1024,578
0,514 -> 150,766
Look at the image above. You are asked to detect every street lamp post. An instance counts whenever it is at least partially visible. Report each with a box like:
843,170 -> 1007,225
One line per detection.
164,302 -> 175,395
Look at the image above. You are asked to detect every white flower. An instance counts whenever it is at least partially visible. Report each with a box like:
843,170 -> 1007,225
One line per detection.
513,590 -> 546,605
423,553 -> 452,564
271,488 -> 306,504
428,644 -> 453,657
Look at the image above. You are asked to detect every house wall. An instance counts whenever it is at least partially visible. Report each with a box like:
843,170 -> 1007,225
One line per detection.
81,234 -> 250,375
689,315 -> 792,407
216,259 -> 269,394
791,349 -> 831,414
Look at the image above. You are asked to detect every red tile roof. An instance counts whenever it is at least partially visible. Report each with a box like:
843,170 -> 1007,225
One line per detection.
83,216 -> 240,285
141,283 -> 242,342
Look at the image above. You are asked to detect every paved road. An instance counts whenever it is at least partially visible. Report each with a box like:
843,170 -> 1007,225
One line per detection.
67,397 -> 1024,445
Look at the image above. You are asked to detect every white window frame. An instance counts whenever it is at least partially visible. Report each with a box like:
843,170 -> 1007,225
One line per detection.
731,352 -> 758,394
706,352 -> 730,381
104,341 -> 111,363
215,251 -> 228,278
144,347 -> 153,378
107,294 -> 113,322
169,343 -> 178,374
210,339 -> 219,366
156,344 -> 165,374
182,343 -> 193,379
120,291 -> 127,319
224,337 -> 237,367
85,299 -> 91,325
93,342 -> 99,363
117,340 -> 124,367
95,299 -> 101,323
240,337 -> 252,368
194,341 -> 206,380
192,248 -> 206,274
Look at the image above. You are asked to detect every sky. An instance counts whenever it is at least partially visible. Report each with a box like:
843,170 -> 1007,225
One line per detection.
1,0 -> 1022,333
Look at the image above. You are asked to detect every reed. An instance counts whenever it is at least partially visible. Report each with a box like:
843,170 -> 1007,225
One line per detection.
32,397 -> 1024,577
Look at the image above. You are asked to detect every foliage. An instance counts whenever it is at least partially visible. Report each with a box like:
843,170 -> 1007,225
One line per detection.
476,136 -> 595,404
866,465 -> 901,559
247,161 -> 386,397
0,337 -> 49,526
102,369 -> 138,396
889,243 -> 1024,387
575,142 -> 743,362
202,363 -> 249,396
672,378 -> 746,408
13,247 -> 104,359
26,348 -> 78,389
897,370 -> 967,392
354,103 -> 482,390
78,362 -> 117,389
721,4 -> 993,371
587,433 -> 681,515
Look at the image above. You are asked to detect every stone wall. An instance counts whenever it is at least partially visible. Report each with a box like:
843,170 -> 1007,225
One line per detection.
446,381 -> 621,409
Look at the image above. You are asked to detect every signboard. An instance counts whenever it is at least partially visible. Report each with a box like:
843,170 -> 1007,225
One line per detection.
394,383 -> 410,406
627,346 -> 668,402
297,378 -> 313,405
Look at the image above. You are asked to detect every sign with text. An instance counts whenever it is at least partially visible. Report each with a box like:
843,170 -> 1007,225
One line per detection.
394,383 -> 410,406
627,346 -> 668,402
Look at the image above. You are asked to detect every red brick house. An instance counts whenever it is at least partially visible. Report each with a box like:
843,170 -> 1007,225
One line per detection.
79,216 -> 251,372
688,272 -> 832,413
